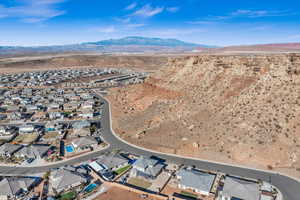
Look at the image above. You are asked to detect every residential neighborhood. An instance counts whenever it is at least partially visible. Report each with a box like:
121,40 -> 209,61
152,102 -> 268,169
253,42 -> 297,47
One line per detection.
0,152 -> 281,200
0,68 -> 283,200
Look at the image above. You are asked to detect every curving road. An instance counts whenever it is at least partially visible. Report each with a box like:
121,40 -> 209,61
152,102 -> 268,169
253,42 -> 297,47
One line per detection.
0,93 -> 300,200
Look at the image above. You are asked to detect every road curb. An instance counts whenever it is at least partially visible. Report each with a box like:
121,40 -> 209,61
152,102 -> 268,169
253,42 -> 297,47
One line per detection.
103,95 -> 300,184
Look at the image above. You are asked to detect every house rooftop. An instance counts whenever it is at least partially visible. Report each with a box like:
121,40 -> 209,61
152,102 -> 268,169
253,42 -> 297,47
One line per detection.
222,176 -> 260,200
0,143 -> 22,155
0,177 -> 39,197
71,136 -> 98,148
72,121 -> 91,129
132,157 -> 165,177
177,168 -> 216,194
50,166 -> 88,192
15,144 -> 52,159
96,154 -> 128,169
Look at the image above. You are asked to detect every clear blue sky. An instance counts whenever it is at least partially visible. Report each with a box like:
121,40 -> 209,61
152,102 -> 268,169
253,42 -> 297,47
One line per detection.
1,0 -> 300,46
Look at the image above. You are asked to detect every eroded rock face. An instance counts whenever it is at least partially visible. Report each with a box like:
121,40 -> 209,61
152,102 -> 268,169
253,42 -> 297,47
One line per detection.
108,54 -> 300,177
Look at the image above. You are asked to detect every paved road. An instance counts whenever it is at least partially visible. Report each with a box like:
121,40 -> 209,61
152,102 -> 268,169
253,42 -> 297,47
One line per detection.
0,92 -> 300,200
96,95 -> 300,200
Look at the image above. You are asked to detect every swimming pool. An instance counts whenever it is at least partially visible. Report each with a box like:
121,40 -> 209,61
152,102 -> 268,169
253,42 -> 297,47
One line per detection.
65,145 -> 75,153
84,183 -> 97,193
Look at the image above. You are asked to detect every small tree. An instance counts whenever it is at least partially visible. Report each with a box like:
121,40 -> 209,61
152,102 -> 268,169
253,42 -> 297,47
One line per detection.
43,171 -> 50,180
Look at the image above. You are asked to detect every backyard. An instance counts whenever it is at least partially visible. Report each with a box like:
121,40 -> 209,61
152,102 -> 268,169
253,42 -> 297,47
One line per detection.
58,191 -> 76,200
114,165 -> 131,175
43,132 -> 59,140
13,133 -> 39,144
180,191 -> 198,199
127,177 -> 152,189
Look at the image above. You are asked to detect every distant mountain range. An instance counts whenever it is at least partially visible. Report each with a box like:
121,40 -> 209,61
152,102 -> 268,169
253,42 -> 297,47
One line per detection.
84,36 -> 204,47
2,37 -> 299,56
0,36 -> 214,56
209,43 -> 300,53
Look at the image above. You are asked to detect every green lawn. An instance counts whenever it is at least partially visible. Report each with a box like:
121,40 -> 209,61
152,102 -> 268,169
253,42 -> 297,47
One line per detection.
180,191 -> 198,199
63,111 -> 73,116
128,177 -> 152,189
114,165 -> 131,175
59,191 -> 76,200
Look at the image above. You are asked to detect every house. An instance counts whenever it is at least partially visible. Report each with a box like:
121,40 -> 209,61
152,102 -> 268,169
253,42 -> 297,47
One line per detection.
218,176 -> 260,200
26,105 -> 38,112
81,101 -> 94,110
0,114 -> 7,120
89,161 -> 106,173
63,102 -> 79,111
70,95 -> 81,101
0,177 -> 41,199
5,105 -> 19,113
19,124 -> 34,134
54,97 -> 65,103
47,103 -> 60,110
71,136 -> 99,150
88,160 -> 115,181
7,112 -> 22,121
64,93 -> 76,99
176,168 -> 216,196
0,126 -> 7,135
50,166 -> 89,193
48,112 -> 63,120
45,121 -> 56,132
72,121 -> 91,129
0,143 -> 22,157
130,157 -> 165,179
0,127 -> 16,141
96,154 -> 129,171
20,112 -> 34,120
14,144 -> 53,160
80,93 -> 93,100
79,109 -> 94,119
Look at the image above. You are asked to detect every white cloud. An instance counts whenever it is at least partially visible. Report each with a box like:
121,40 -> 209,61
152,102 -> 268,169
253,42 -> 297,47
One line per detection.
126,23 -> 145,28
187,20 -> 216,25
188,9 -> 295,24
115,17 -> 131,23
0,0 -> 66,23
93,26 -> 116,33
231,9 -> 291,18
249,26 -> 271,31
130,4 -> 164,18
24,0 -> 66,5
125,2 -> 137,10
166,7 -> 179,13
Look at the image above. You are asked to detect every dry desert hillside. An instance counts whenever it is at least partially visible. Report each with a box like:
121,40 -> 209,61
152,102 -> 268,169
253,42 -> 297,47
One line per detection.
0,54 -> 167,73
108,54 -> 300,178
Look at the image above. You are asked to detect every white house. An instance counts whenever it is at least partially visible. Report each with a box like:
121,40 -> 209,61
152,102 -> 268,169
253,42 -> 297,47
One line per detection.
19,125 -> 34,134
